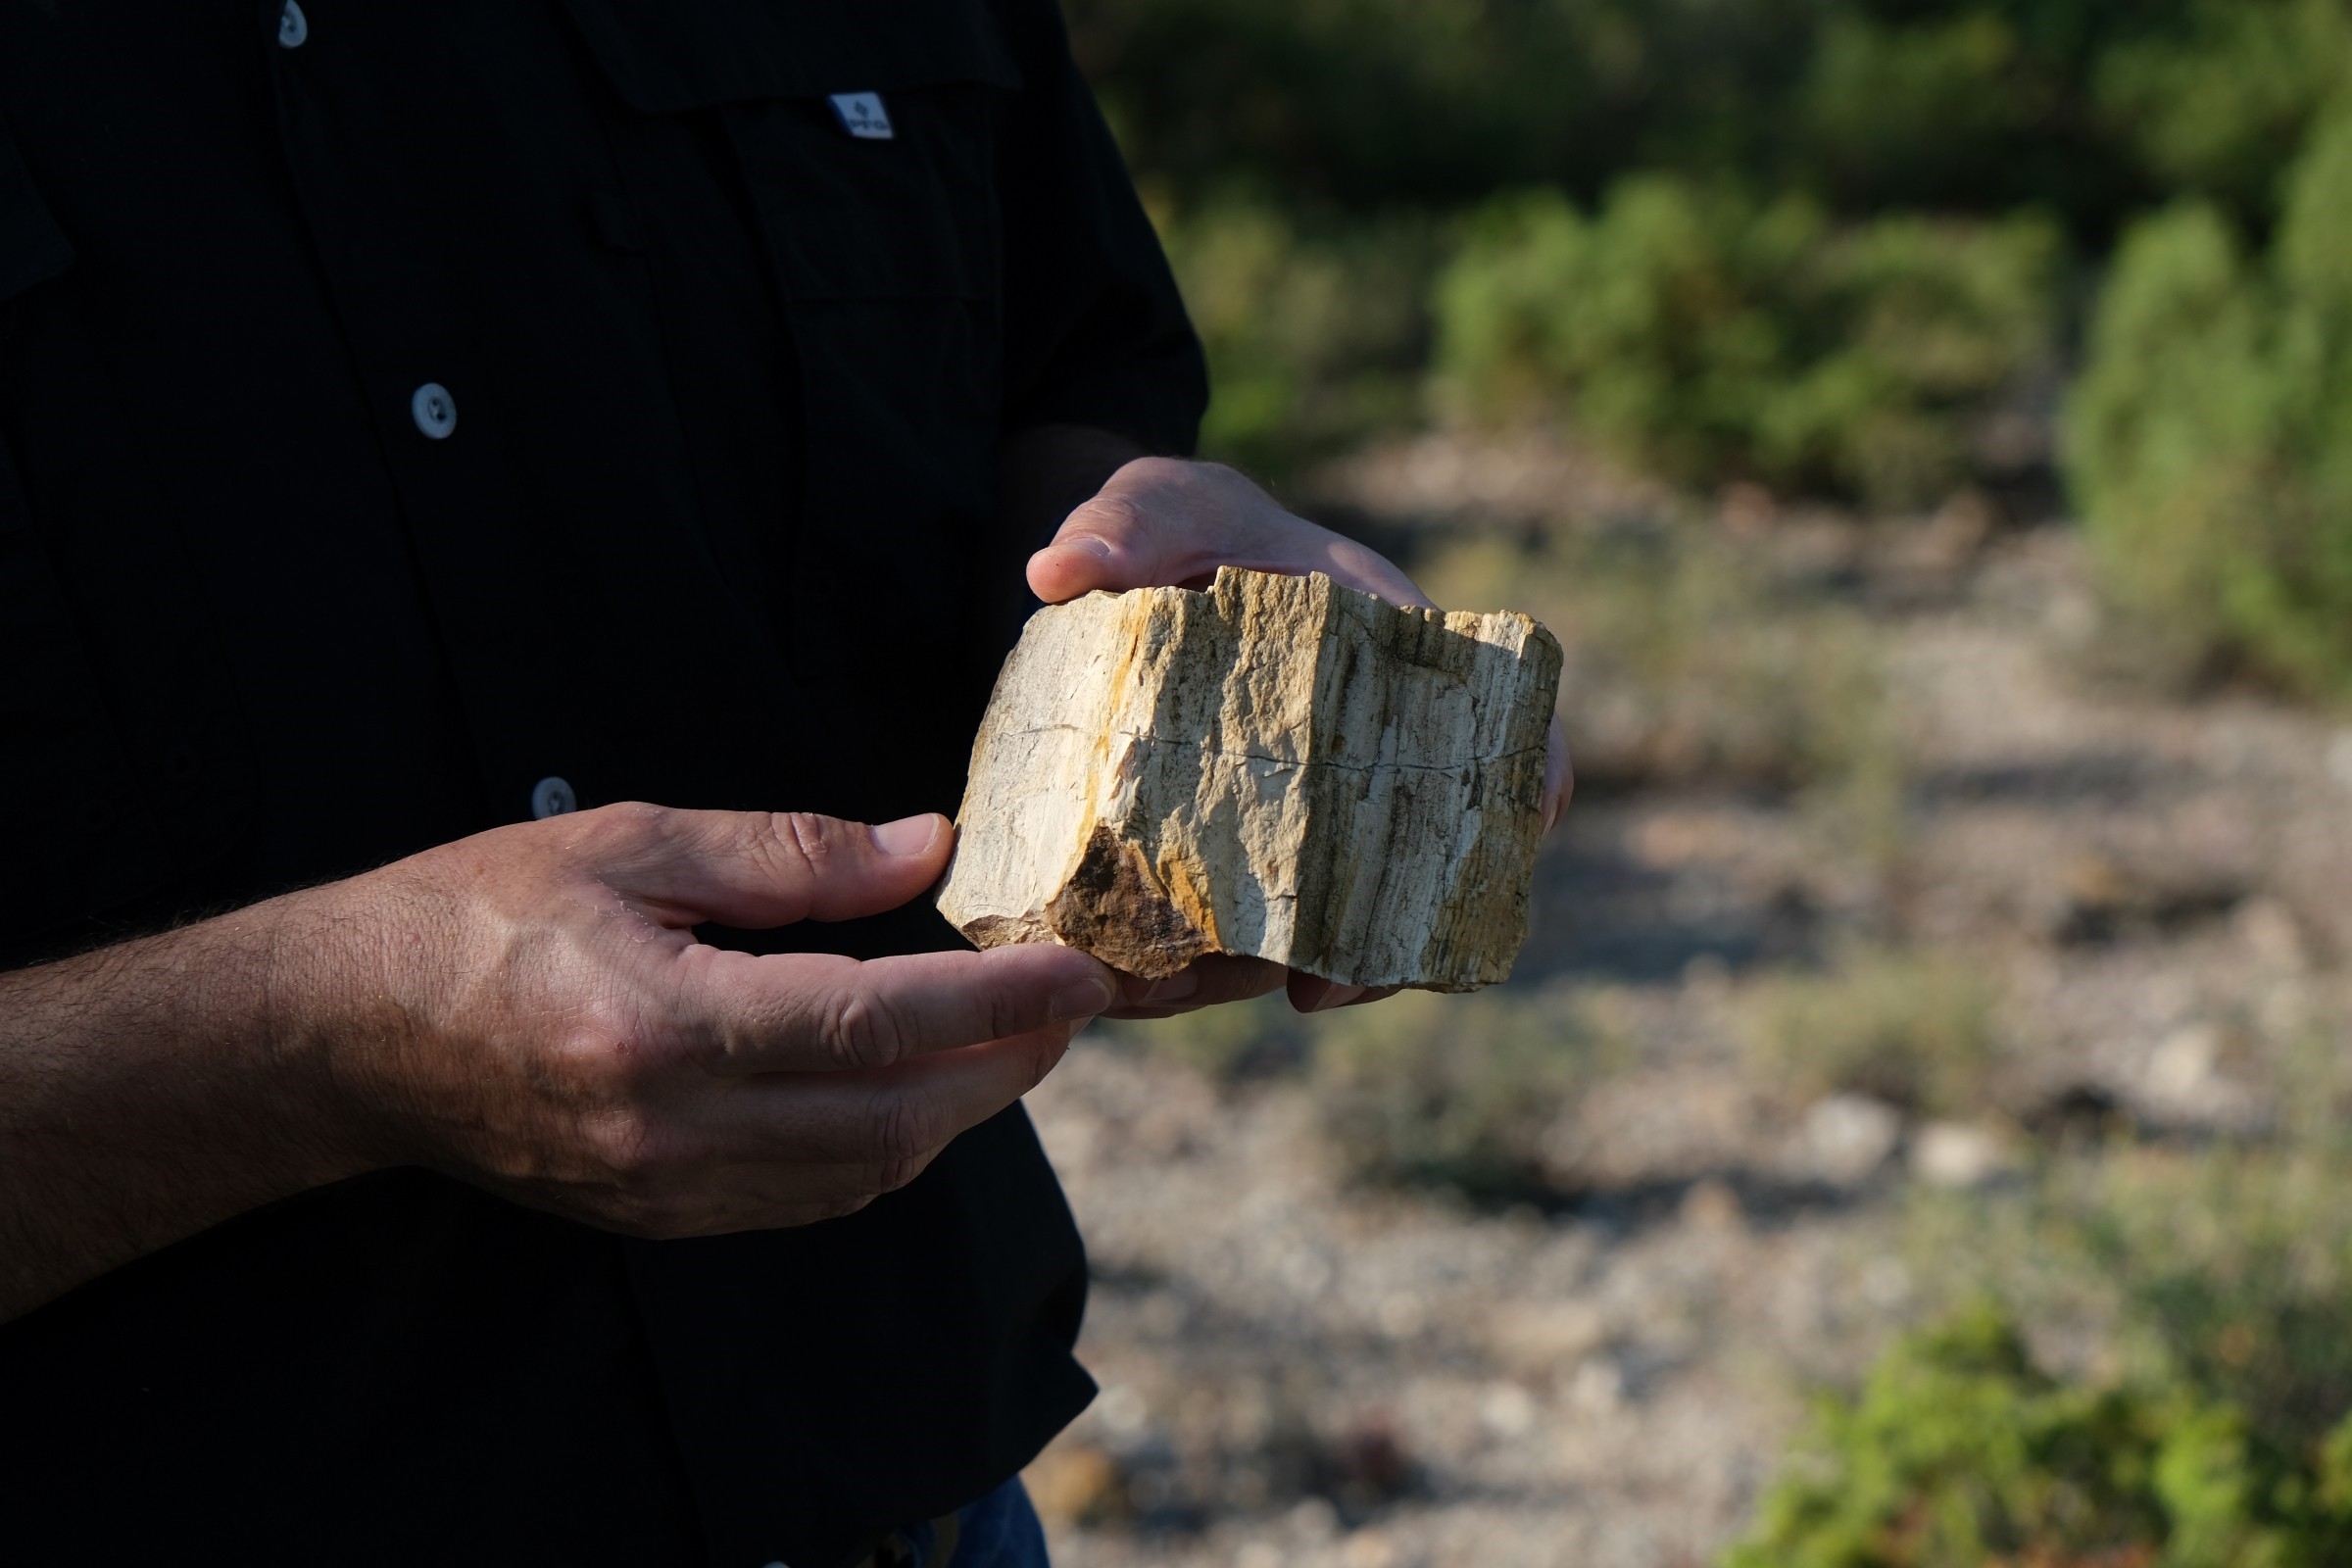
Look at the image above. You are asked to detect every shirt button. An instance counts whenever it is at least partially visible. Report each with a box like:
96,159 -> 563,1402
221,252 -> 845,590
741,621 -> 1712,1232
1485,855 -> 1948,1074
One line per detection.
276,1 -> 308,48
410,382 -> 457,440
530,776 -> 578,820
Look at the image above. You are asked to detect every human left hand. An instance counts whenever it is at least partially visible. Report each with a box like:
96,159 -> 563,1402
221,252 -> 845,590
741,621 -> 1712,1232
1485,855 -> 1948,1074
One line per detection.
1026,456 -> 1574,1015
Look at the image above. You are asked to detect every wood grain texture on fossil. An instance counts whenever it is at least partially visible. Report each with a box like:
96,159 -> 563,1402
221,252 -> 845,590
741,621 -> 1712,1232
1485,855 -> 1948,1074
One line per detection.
935,566 -> 1564,991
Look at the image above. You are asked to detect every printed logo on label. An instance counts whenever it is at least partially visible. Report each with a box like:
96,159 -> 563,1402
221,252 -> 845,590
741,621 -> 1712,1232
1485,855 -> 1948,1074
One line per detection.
828,92 -> 894,140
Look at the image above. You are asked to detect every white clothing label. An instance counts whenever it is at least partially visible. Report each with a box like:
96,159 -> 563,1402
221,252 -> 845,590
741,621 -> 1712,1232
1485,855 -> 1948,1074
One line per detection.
827,92 -> 894,140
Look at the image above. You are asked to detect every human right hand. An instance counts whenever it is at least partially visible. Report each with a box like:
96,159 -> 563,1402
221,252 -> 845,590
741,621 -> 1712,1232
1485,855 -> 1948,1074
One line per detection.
295,804 -> 1114,1238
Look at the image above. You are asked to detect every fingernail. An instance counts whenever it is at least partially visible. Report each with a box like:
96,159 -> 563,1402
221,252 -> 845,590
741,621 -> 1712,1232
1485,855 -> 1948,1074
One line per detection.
1308,983 -> 1367,1013
1140,972 -> 1198,1005
1051,976 -> 1114,1021
1059,534 -> 1115,562
870,814 -> 941,856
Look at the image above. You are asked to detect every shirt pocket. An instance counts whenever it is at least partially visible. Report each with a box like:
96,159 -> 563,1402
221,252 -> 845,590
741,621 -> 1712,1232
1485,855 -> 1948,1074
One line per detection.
563,0 -> 1021,696
562,0 -> 1019,291
0,129 -> 256,956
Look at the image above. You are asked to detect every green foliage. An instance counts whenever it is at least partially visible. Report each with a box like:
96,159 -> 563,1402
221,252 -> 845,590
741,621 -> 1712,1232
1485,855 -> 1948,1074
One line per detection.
2018,1149 -> 2352,1458
1725,1301 -> 2352,1568
2065,108 -> 2352,697
1431,178 -> 2060,506
1101,0 -> 2352,524
1152,198 -> 1438,476
1069,0 -> 1822,215
1746,944 -> 2001,1116
2094,1 -> 2352,222
1071,0 -> 2194,235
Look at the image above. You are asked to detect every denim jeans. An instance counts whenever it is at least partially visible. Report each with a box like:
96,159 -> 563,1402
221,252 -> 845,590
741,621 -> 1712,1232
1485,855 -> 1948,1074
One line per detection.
890,1477 -> 1051,1568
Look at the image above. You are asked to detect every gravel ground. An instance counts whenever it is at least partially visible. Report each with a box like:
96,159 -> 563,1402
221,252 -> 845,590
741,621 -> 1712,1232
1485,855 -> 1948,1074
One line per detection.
1016,441 -> 2352,1567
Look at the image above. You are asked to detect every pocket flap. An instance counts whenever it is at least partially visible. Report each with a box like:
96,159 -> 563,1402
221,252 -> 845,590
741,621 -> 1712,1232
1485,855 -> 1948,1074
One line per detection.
562,0 -> 1021,113
0,126 -> 72,302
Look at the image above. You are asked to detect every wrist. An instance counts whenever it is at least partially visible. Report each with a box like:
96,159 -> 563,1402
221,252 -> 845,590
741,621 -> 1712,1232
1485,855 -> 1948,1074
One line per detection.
0,881 -> 389,1320
234,875 -> 410,1187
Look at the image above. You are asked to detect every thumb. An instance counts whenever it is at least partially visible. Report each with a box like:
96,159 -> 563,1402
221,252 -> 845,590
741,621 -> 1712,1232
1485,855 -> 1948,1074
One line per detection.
1027,484 -> 1217,604
601,807 -> 955,930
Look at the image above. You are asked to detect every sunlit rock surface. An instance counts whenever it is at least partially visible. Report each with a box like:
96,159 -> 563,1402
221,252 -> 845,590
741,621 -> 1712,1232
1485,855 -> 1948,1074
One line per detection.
937,566 -> 1562,990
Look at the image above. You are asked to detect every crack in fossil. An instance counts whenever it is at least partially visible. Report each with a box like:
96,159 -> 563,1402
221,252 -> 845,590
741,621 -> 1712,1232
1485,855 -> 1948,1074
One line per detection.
1006,723 -> 1544,777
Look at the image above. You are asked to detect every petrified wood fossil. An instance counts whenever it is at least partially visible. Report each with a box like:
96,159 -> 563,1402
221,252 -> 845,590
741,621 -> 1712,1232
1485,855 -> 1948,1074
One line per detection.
935,566 -> 1563,992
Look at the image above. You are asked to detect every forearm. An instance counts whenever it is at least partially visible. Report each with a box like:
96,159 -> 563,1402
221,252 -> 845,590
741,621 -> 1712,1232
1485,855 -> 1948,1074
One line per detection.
0,890 -> 370,1324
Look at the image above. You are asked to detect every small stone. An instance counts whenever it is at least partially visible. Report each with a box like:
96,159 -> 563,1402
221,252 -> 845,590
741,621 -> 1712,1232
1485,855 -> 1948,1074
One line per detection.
2147,1024 -> 2218,1102
1286,1497 -> 1341,1542
1479,1380 -> 1539,1439
1909,1121 -> 2014,1191
1567,1355 -> 1624,1414
1482,1301 -> 1608,1376
1803,1094 -> 1902,1186
1094,1383 -> 1149,1437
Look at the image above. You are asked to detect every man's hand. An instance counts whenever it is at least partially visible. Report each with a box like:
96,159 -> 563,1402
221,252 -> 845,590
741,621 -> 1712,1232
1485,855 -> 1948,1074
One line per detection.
1018,447 -> 1575,1014
0,807 -> 1113,1323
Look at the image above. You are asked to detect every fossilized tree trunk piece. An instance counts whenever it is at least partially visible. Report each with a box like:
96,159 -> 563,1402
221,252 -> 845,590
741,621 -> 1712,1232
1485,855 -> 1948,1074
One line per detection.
935,566 -> 1563,992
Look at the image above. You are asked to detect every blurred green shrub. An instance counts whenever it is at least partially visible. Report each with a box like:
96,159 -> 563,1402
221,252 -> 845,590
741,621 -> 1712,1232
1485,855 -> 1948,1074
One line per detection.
1098,982 -> 1603,1207
1067,0 -> 1812,214
1417,521 -> 1893,803
2095,0 -> 2352,223
1746,943 -> 2001,1116
1070,0 -> 2179,237
1998,1148 -> 2352,1458
2066,107 -> 2352,697
1152,198 -> 1438,477
1309,985 -> 1601,1205
1431,178 -> 2061,507
1724,1301 -> 2352,1568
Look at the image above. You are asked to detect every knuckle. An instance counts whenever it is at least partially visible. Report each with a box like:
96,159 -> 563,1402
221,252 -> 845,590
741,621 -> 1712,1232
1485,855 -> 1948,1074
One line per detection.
557,1009 -> 661,1093
868,1089 -> 945,1167
584,1108 -> 672,1182
822,985 -> 904,1069
591,800 -> 668,852
1075,487 -> 1148,538
771,810 -> 839,869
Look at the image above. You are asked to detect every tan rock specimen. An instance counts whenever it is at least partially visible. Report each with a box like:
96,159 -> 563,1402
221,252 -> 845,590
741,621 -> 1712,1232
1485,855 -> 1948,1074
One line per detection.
935,566 -> 1563,991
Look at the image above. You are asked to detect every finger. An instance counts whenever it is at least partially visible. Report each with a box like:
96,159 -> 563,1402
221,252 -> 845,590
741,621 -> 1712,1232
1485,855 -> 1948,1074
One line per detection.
586,1154 -> 950,1240
1289,973 -> 1363,1013
1026,460 -> 1432,609
715,1026 -> 1074,1165
1102,954 -> 1286,1018
678,944 -> 1115,1073
1544,716 -> 1575,835
1287,975 -> 1404,1013
600,806 -> 955,929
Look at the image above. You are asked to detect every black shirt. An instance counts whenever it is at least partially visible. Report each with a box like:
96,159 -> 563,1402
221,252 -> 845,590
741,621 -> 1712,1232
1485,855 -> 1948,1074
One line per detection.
0,2 -> 1204,1563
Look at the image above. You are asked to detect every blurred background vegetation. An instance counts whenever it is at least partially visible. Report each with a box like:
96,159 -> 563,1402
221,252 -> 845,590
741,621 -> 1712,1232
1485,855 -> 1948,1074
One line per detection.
1051,3 -> 2352,1564
1074,0 -> 2352,691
